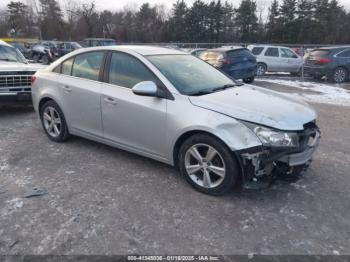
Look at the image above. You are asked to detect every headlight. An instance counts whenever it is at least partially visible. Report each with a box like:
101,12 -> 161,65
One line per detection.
243,122 -> 299,148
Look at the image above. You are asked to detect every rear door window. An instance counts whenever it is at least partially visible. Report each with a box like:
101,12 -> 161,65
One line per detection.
227,49 -> 254,58
71,52 -> 104,81
337,50 -> 350,58
264,48 -> 279,57
199,51 -> 223,61
61,58 -> 74,75
251,47 -> 264,55
281,48 -> 298,58
310,50 -> 330,58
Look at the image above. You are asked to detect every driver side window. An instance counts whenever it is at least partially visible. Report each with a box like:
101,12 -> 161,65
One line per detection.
108,52 -> 157,88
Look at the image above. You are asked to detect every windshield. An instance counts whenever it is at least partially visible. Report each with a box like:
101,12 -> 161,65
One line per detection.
147,54 -> 236,95
0,45 -> 27,63
100,40 -> 117,46
72,42 -> 82,49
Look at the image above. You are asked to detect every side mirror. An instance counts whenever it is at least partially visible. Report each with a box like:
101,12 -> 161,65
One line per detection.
132,81 -> 159,97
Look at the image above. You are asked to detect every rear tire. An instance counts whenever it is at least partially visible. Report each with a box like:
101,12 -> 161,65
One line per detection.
313,75 -> 323,80
256,63 -> 267,76
290,68 -> 302,77
243,77 -> 255,84
331,67 -> 348,83
178,134 -> 240,196
40,100 -> 70,142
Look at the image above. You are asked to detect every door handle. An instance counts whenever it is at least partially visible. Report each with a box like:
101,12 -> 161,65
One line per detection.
62,85 -> 72,92
103,97 -> 118,105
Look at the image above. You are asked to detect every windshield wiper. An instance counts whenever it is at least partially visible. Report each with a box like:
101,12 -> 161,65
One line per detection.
187,89 -> 214,96
211,83 -> 240,93
0,58 -> 18,62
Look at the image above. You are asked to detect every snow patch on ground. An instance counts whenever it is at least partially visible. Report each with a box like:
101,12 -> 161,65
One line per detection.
261,79 -> 350,106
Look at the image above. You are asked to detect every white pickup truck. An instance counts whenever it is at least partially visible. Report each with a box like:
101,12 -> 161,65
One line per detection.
0,40 -> 45,104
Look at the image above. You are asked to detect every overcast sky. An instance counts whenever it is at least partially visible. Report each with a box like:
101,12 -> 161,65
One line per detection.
64,0 -> 350,12
2,0 -> 350,15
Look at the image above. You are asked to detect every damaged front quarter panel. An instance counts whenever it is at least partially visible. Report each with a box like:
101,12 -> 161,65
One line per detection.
237,123 -> 321,188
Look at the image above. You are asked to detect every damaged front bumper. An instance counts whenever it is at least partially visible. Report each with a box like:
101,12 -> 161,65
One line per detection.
237,125 -> 321,188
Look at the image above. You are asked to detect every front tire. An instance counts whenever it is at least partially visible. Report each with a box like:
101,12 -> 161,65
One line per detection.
42,54 -> 49,65
178,134 -> 240,195
33,54 -> 40,63
40,100 -> 70,142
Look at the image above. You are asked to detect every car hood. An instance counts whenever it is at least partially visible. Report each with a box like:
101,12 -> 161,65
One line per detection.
0,61 -> 46,72
189,85 -> 317,131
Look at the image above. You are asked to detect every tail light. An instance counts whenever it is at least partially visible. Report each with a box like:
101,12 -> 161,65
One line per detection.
31,75 -> 37,85
219,58 -> 230,65
315,58 -> 333,65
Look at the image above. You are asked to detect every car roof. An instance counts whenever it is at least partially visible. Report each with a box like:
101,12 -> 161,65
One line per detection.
84,38 -> 116,41
312,46 -> 350,51
206,46 -> 246,53
78,45 -> 187,56
248,45 -> 290,49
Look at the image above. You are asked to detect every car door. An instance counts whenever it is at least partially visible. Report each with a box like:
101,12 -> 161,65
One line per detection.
263,47 -> 280,72
336,49 -> 350,71
280,47 -> 301,72
101,51 -> 167,157
56,51 -> 105,138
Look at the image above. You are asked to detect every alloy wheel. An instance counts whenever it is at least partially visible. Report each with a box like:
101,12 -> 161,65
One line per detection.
256,64 -> 266,76
334,68 -> 346,83
43,106 -> 61,138
184,144 -> 226,188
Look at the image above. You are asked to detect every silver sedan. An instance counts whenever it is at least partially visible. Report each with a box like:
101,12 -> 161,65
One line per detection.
31,45 -> 320,195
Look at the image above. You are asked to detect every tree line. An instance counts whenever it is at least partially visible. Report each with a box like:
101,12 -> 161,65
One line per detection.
0,0 -> 349,44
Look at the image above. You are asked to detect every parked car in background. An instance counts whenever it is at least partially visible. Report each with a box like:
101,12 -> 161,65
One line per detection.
32,45 -> 320,195
56,42 -> 82,57
199,47 -> 257,83
190,48 -> 207,57
304,46 -> 350,83
30,41 -> 58,64
83,38 -> 117,47
0,40 -> 44,103
248,45 -> 303,76
10,42 -> 32,59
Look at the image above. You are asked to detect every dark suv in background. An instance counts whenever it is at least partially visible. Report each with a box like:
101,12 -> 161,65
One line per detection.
199,47 -> 257,83
304,46 -> 350,83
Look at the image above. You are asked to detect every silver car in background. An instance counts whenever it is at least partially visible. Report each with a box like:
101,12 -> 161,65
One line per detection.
32,46 -> 320,195
248,45 -> 303,76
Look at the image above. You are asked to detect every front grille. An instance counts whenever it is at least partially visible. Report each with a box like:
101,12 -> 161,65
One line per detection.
0,71 -> 34,92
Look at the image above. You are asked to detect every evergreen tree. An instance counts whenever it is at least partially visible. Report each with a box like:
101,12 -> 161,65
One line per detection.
38,0 -> 65,39
234,0 -> 258,42
185,0 -> 208,42
278,0 -> 297,43
169,0 -> 188,42
221,1 -> 235,42
296,0 -> 314,43
266,0 -> 279,42
7,1 -> 28,36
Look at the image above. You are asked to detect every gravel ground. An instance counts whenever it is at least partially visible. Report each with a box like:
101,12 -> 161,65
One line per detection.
0,78 -> 350,255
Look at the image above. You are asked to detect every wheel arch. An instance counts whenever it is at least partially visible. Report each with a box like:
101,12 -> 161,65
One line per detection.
257,61 -> 268,69
172,130 -> 235,170
38,96 -> 66,121
38,97 -> 54,113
